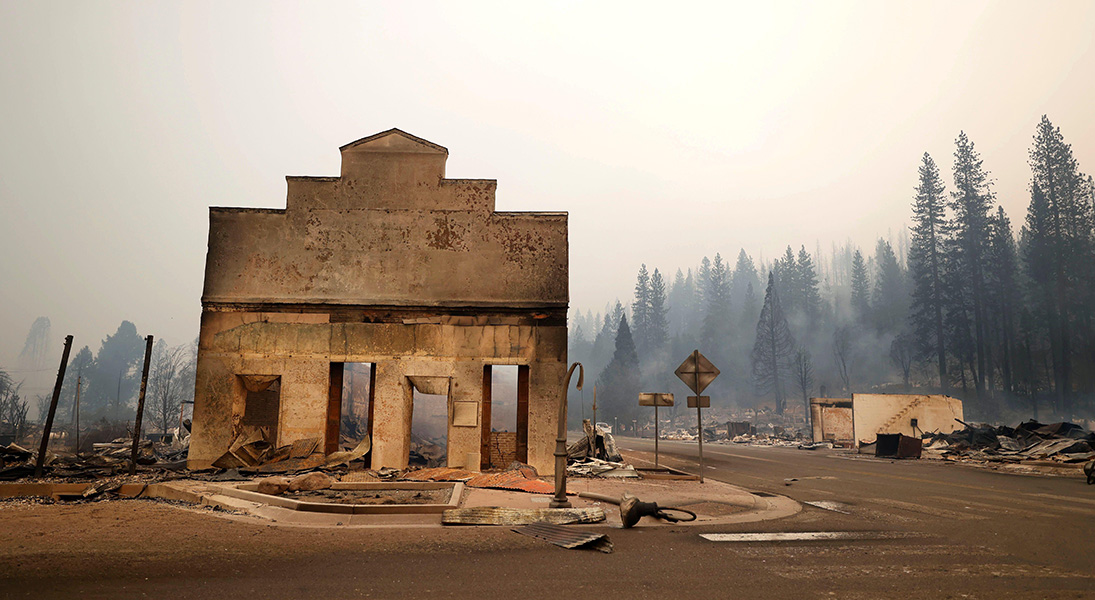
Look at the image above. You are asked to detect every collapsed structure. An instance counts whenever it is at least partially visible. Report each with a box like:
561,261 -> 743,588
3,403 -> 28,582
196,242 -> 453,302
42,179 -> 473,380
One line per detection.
188,129 -> 568,474
810,393 -> 964,446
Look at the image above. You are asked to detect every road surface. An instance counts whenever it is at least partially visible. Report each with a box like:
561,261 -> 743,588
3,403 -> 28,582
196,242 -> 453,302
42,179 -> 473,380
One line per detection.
1,439 -> 1093,599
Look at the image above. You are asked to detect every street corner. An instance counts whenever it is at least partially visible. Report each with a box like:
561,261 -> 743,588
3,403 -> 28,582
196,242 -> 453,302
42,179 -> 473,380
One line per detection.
559,476 -> 802,528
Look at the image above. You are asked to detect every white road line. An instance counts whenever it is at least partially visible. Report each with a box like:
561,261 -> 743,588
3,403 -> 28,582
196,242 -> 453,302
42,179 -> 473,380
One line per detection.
700,531 -> 914,542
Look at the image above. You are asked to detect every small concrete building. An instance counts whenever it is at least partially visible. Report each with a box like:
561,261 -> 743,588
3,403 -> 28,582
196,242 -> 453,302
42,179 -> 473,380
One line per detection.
808,398 -> 853,444
188,129 -> 569,474
811,394 -> 964,447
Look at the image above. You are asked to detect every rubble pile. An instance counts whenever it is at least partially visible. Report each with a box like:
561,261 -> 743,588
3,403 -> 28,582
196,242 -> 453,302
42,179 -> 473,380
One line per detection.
0,437 -> 189,481
211,428 -> 371,474
923,420 -> 1095,465
565,420 -> 637,478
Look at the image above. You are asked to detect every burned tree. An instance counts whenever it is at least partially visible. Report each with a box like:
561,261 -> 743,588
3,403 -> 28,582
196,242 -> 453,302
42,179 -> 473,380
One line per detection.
832,325 -> 853,393
793,348 -> 814,417
147,341 -> 193,436
751,272 -> 796,414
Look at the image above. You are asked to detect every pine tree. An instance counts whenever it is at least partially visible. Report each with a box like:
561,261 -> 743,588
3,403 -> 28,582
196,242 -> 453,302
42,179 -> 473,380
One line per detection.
595,316 -> 642,433
986,206 -> 1019,396
872,239 -> 907,334
632,264 -> 651,354
647,268 -> 669,352
949,131 -> 996,400
696,257 -> 712,311
776,246 -> 800,316
731,249 -> 760,307
796,246 -> 822,325
908,152 -> 949,391
1023,116 -> 1093,413
667,268 -> 689,336
610,301 -> 626,337
850,250 -> 871,325
751,273 -> 796,414
702,254 -> 732,376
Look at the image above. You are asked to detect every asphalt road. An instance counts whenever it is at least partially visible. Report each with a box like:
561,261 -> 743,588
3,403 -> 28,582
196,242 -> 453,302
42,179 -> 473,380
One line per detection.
2,440 -> 1093,600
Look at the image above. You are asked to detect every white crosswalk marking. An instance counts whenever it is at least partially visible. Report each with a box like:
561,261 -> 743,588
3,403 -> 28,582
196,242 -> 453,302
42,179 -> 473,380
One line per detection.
701,531 -> 917,542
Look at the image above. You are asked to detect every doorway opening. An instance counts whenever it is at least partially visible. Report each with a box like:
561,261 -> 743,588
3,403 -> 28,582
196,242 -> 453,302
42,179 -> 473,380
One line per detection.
408,377 -> 450,468
326,363 -> 375,455
480,365 -> 529,469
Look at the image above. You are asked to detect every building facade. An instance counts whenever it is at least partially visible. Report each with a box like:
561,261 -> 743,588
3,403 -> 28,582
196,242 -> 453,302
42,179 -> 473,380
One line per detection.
188,129 -> 568,474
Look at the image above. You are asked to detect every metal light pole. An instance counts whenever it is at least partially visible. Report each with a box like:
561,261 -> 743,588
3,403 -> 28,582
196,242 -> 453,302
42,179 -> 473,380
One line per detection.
551,362 -> 583,509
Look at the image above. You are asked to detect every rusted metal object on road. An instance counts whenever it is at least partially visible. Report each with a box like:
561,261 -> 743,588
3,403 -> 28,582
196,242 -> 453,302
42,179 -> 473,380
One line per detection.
578,491 -> 697,528
466,470 -> 558,494
512,522 -> 613,553
875,433 -> 922,459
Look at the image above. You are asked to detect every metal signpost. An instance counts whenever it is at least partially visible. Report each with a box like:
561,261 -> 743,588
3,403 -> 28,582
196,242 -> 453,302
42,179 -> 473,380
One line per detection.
674,349 -> 720,483
638,392 -> 674,468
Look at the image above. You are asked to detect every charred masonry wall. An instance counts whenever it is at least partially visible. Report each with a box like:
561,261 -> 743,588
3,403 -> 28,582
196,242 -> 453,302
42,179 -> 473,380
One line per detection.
188,129 -> 569,474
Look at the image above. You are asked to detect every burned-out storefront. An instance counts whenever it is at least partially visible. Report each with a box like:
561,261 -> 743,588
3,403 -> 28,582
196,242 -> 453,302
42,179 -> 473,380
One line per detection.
188,129 -> 568,474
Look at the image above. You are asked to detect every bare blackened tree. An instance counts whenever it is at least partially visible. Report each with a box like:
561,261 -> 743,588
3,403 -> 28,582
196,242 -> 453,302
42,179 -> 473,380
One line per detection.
0,371 -> 29,441
890,333 -> 914,392
752,272 -> 796,414
793,349 -> 814,418
832,325 -> 853,393
147,341 -> 192,435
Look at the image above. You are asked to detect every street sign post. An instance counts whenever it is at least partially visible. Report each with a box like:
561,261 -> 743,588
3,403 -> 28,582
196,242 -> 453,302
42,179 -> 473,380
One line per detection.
686,395 -> 710,408
675,350 -> 720,483
638,393 -> 674,468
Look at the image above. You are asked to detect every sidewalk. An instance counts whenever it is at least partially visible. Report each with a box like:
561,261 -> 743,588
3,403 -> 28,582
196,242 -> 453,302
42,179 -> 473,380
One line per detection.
155,474 -> 800,529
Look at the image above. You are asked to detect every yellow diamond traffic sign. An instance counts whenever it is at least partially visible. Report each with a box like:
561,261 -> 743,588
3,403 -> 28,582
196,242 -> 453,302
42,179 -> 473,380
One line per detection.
675,350 -> 720,395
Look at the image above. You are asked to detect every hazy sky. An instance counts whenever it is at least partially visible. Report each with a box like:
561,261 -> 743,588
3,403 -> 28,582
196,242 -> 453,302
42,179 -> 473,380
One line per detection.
2,1 -> 1094,382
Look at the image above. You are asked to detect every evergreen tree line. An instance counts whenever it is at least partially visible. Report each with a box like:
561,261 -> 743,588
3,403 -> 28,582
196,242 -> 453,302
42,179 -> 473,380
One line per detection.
2,319 -> 197,440
569,116 -> 1095,428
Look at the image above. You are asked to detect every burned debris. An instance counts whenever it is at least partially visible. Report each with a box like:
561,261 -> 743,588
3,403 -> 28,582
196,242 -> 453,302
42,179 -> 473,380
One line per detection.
921,419 -> 1095,466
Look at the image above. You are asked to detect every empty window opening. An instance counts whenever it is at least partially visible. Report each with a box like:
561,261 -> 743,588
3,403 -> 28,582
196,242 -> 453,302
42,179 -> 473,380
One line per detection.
481,365 -> 529,469
409,379 -> 449,468
240,376 -> 281,444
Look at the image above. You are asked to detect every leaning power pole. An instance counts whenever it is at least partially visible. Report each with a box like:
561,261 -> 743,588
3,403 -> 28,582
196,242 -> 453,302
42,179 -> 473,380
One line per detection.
129,335 -> 154,476
35,335 -> 73,478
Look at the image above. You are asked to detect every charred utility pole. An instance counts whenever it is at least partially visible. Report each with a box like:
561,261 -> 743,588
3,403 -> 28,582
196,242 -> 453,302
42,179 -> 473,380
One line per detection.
35,335 -> 74,478
129,335 -> 154,476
